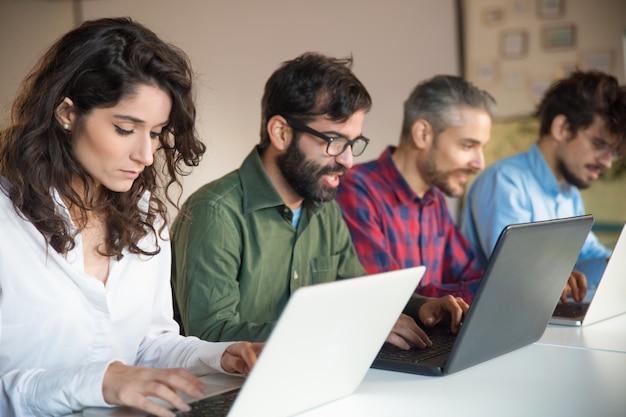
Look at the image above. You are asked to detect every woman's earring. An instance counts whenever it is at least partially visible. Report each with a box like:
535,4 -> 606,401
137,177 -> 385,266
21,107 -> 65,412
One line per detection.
62,123 -> 70,130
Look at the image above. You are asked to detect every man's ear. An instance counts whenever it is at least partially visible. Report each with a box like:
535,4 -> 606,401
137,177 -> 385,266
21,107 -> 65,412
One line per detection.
411,119 -> 433,150
54,97 -> 76,130
267,115 -> 292,152
550,114 -> 571,143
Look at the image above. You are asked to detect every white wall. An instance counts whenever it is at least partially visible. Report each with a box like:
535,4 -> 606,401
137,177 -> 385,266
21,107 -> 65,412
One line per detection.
79,0 -> 460,206
0,0 -> 76,122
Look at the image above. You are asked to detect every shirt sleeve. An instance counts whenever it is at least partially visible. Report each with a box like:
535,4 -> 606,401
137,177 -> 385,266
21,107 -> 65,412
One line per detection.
434,209 -> 483,303
336,176 -> 431,318
134,231 -> 235,374
0,341 -> 233,417
572,192 -> 612,261
579,231 -> 612,260
171,200 -> 275,343
137,331 -> 235,377
465,168 -> 532,260
336,173 -> 403,274
329,202 -> 369,280
0,360 -> 112,416
401,294 -> 431,321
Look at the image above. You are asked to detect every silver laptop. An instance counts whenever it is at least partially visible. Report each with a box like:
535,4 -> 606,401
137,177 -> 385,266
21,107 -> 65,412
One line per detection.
550,222 -> 626,326
81,266 -> 426,417
372,215 -> 594,376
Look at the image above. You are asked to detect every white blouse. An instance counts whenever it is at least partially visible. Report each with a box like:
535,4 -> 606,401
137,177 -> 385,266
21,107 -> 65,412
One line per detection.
0,182 -> 234,416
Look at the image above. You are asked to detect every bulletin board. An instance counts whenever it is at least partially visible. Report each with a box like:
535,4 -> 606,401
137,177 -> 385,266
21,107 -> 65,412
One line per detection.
460,0 -> 626,118
459,0 -> 626,246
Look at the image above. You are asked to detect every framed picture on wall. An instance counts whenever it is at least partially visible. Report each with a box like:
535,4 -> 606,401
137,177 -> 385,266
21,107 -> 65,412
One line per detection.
510,0 -> 531,16
536,0 -> 565,19
481,6 -> 506,26
472,59 -> 499,84
500,29 -> 528,59
580,50 -> 613,73
556,61 -> 578,78
529,78 -> 553,103
541,23 -> 576,50
503,70 -> 527,89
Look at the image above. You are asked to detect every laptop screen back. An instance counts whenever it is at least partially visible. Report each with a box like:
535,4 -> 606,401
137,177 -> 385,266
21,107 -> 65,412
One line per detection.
228,266 -> 426,417
446,215 -> 594,374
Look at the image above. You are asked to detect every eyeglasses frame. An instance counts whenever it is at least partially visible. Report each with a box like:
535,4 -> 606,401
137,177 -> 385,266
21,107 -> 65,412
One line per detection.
281,115 -> 370,157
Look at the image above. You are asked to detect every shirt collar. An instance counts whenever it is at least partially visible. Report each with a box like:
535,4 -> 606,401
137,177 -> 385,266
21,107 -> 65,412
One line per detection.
378,146 -> 437,205
239,146 -> 322,215
528,143 -> 574,198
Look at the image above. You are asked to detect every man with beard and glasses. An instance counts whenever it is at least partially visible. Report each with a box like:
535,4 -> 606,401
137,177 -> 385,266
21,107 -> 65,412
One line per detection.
336,75 -> 496,304
462,71 -> 626,304
170,53 -> 469,348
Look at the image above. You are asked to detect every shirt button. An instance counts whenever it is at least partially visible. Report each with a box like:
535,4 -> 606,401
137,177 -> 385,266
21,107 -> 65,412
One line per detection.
293,271 -> 299,280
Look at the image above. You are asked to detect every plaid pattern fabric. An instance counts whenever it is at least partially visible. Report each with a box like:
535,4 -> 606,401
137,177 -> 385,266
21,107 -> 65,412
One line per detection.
336,147 -> 482,303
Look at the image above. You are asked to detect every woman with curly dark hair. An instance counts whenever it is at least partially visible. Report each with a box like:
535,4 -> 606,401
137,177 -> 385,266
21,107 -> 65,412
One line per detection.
0,17 -> 261,417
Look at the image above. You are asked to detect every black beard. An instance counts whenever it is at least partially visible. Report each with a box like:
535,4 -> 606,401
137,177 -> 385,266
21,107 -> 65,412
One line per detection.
558,159 -> 591,189
276,137 -> 346,203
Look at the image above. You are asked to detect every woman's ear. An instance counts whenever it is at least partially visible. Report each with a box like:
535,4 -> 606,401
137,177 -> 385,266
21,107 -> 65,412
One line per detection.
267,115 -> 292,152
54,97 -> 76,131
411,119 -> 433,150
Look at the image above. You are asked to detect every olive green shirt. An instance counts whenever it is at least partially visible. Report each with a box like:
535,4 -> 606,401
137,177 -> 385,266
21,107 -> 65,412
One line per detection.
171,147 -> 428,342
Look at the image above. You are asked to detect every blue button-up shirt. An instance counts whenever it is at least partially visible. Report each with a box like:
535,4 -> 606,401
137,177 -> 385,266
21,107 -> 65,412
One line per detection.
461,144 -> 611,273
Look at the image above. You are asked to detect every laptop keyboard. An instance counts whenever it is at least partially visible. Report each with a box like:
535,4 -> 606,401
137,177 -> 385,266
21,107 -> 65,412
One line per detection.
174,388 -> 240,417
553,302 -> 589,319
376,332 -> 456,363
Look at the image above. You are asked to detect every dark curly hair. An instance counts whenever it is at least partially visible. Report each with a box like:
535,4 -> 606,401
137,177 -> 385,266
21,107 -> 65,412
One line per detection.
535,70 -> 626,159
258,52 -> 372,151
0,17 -> 206,259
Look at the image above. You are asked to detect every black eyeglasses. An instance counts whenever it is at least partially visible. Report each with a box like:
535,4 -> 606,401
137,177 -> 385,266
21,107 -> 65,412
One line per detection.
282,115 -> 370,157
590,137 -> 619,160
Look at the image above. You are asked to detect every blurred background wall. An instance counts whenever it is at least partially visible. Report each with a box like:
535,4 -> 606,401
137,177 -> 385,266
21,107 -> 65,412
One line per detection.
1,0 -> 624,245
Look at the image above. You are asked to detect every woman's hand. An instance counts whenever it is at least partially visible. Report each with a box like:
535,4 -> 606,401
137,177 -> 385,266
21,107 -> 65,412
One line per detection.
102,342 -> 263,416
102,362 -> 205,417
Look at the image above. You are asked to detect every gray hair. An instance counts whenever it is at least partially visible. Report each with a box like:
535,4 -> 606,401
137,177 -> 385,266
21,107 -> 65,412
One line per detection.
400,75 -> 496,144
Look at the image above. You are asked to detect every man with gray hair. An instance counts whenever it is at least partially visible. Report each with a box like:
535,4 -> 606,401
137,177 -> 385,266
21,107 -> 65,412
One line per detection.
336,75 -> 496,304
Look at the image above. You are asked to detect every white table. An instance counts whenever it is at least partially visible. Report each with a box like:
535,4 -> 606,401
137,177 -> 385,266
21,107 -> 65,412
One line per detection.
297,343 -> 626,417
73,315 -> 626,417
539,313 -> 626,353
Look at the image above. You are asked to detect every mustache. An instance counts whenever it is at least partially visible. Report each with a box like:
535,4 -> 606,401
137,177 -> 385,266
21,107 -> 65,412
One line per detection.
454,168 -> 480,177
585,163 -> 605,171
318,164 -> 347,177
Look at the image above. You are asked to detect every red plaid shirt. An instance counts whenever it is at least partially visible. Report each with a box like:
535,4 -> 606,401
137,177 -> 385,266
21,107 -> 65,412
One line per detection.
336,147 -> 482,303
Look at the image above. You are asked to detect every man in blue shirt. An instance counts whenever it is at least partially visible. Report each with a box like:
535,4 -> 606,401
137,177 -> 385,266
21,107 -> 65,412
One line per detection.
462,71 -> 626,303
